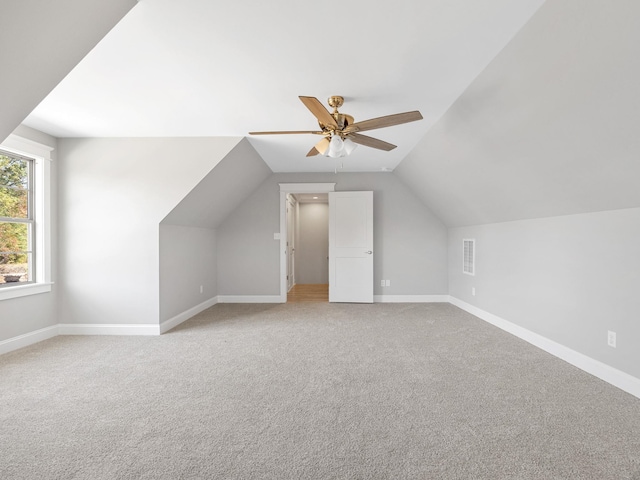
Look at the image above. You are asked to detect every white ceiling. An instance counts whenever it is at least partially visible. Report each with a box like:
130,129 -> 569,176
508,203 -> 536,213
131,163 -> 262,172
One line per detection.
294,193 -> 328,204
23,0 -> 545,173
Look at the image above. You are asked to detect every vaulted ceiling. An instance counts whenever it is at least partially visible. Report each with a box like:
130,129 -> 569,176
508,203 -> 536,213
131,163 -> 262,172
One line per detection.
4,0 -> 640,228
20,0 -> 544,173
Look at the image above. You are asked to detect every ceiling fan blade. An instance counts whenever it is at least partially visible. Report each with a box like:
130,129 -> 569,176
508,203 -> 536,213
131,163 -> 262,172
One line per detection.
344,110 -> 423,134
249,130 -> 323,135
348,133 -> 397,151
311,137 -> 330,156
299,96 -> 338,129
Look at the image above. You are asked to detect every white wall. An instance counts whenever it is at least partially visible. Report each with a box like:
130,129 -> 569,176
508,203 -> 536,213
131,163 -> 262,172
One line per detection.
296,203 -> 329,284
159,225 -> 217,323
57,137 -> 241,326
0,125 -> 58,343
449,207 -> 640,380
217,172 -> 448,297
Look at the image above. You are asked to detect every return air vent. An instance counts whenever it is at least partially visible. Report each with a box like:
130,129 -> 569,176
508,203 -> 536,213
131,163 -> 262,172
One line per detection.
463,239 -> 475,276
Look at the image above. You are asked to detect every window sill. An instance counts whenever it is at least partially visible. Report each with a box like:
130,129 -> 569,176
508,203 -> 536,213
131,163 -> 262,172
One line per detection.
0,282 -> 53,301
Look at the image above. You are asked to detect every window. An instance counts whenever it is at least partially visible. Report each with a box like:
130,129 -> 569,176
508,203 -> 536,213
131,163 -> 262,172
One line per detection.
0,150 -> 34,285
0,134 -> 52,300
463,238 -> 475,276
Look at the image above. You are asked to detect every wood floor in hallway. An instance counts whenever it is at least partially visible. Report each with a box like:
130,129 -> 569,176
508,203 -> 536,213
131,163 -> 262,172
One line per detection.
287,284 -> 329,303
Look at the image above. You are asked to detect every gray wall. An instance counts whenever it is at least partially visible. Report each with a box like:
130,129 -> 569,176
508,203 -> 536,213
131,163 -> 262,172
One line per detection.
0,125 -> 58,342
296,203 -> 329,284
159,138 -> 271,320
57,136 -> 242,326
218,172 -> 448,297
395,1 -> 640,227
449,207 -> 640,380
159,224 -> 217,322
162,139 -> 272,228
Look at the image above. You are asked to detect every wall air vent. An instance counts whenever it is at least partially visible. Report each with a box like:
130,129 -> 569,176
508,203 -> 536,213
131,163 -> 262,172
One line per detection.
463,239 -> 475,276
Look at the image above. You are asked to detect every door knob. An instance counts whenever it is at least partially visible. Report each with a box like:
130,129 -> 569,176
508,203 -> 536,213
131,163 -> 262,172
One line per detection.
365,251 -> 373,254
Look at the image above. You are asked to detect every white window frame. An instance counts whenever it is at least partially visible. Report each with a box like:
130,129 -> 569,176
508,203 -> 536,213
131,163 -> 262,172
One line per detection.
0,134 -> 53,301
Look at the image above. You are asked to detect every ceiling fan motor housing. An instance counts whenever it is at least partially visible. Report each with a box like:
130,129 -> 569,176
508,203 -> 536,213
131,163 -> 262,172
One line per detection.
320,113 -> 354,135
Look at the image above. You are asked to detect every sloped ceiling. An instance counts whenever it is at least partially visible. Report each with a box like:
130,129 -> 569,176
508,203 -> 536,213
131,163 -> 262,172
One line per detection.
7,1 -> 638,228
395,0 -> 640,227
0,0 -> 137,143
22,0 -> 544,173
161,138 -> 272,228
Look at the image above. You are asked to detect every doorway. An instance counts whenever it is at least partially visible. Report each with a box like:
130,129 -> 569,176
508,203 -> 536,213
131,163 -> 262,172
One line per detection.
279,183 -> 335,303
278,183 -> 374,304
286,192 -> 329,303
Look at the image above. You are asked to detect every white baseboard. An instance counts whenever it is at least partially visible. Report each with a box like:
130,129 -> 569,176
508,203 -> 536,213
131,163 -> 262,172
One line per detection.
374,294 -> 450,303
217,295 -> 283,303
0,325 -> 59,355
58,323 -> 160,336
160,296 -> 218,334
449,296 -> 640,400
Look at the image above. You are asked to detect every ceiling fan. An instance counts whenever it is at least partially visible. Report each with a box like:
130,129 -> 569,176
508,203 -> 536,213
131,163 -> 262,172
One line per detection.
249,96 -> 423,158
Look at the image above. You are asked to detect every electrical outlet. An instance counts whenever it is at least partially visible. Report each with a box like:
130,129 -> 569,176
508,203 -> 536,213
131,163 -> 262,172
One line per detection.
200,285 -> 203,294
607,330 -> 616,348
472,287 -> 476,296
385,280 -> 391,287
381,280 -> 385,287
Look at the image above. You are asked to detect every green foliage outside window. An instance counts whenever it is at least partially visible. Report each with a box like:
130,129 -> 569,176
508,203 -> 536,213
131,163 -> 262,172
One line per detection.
0,153 -> 29,267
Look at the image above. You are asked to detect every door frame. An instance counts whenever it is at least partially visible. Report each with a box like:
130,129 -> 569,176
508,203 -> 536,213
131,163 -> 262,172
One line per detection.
286,194 -> 297,292
278,183 -> 335,302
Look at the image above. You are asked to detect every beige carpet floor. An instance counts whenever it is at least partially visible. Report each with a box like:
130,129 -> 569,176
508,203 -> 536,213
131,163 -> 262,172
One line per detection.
1,302 -> 640,479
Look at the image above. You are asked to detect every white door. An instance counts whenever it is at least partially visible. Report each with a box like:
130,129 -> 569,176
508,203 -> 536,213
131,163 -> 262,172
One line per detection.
286,196 -> 296,291
329,191 -> 373,303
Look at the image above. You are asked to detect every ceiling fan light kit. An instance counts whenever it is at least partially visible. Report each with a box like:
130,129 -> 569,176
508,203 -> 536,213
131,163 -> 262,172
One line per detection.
249,96 -> 423,158
325,133 -> 356,158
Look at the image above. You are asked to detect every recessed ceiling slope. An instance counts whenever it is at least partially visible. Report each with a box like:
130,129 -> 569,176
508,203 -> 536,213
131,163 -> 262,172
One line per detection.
24,0 -> 545,173
395,0 -> 640,227
0,0 -> 136,143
